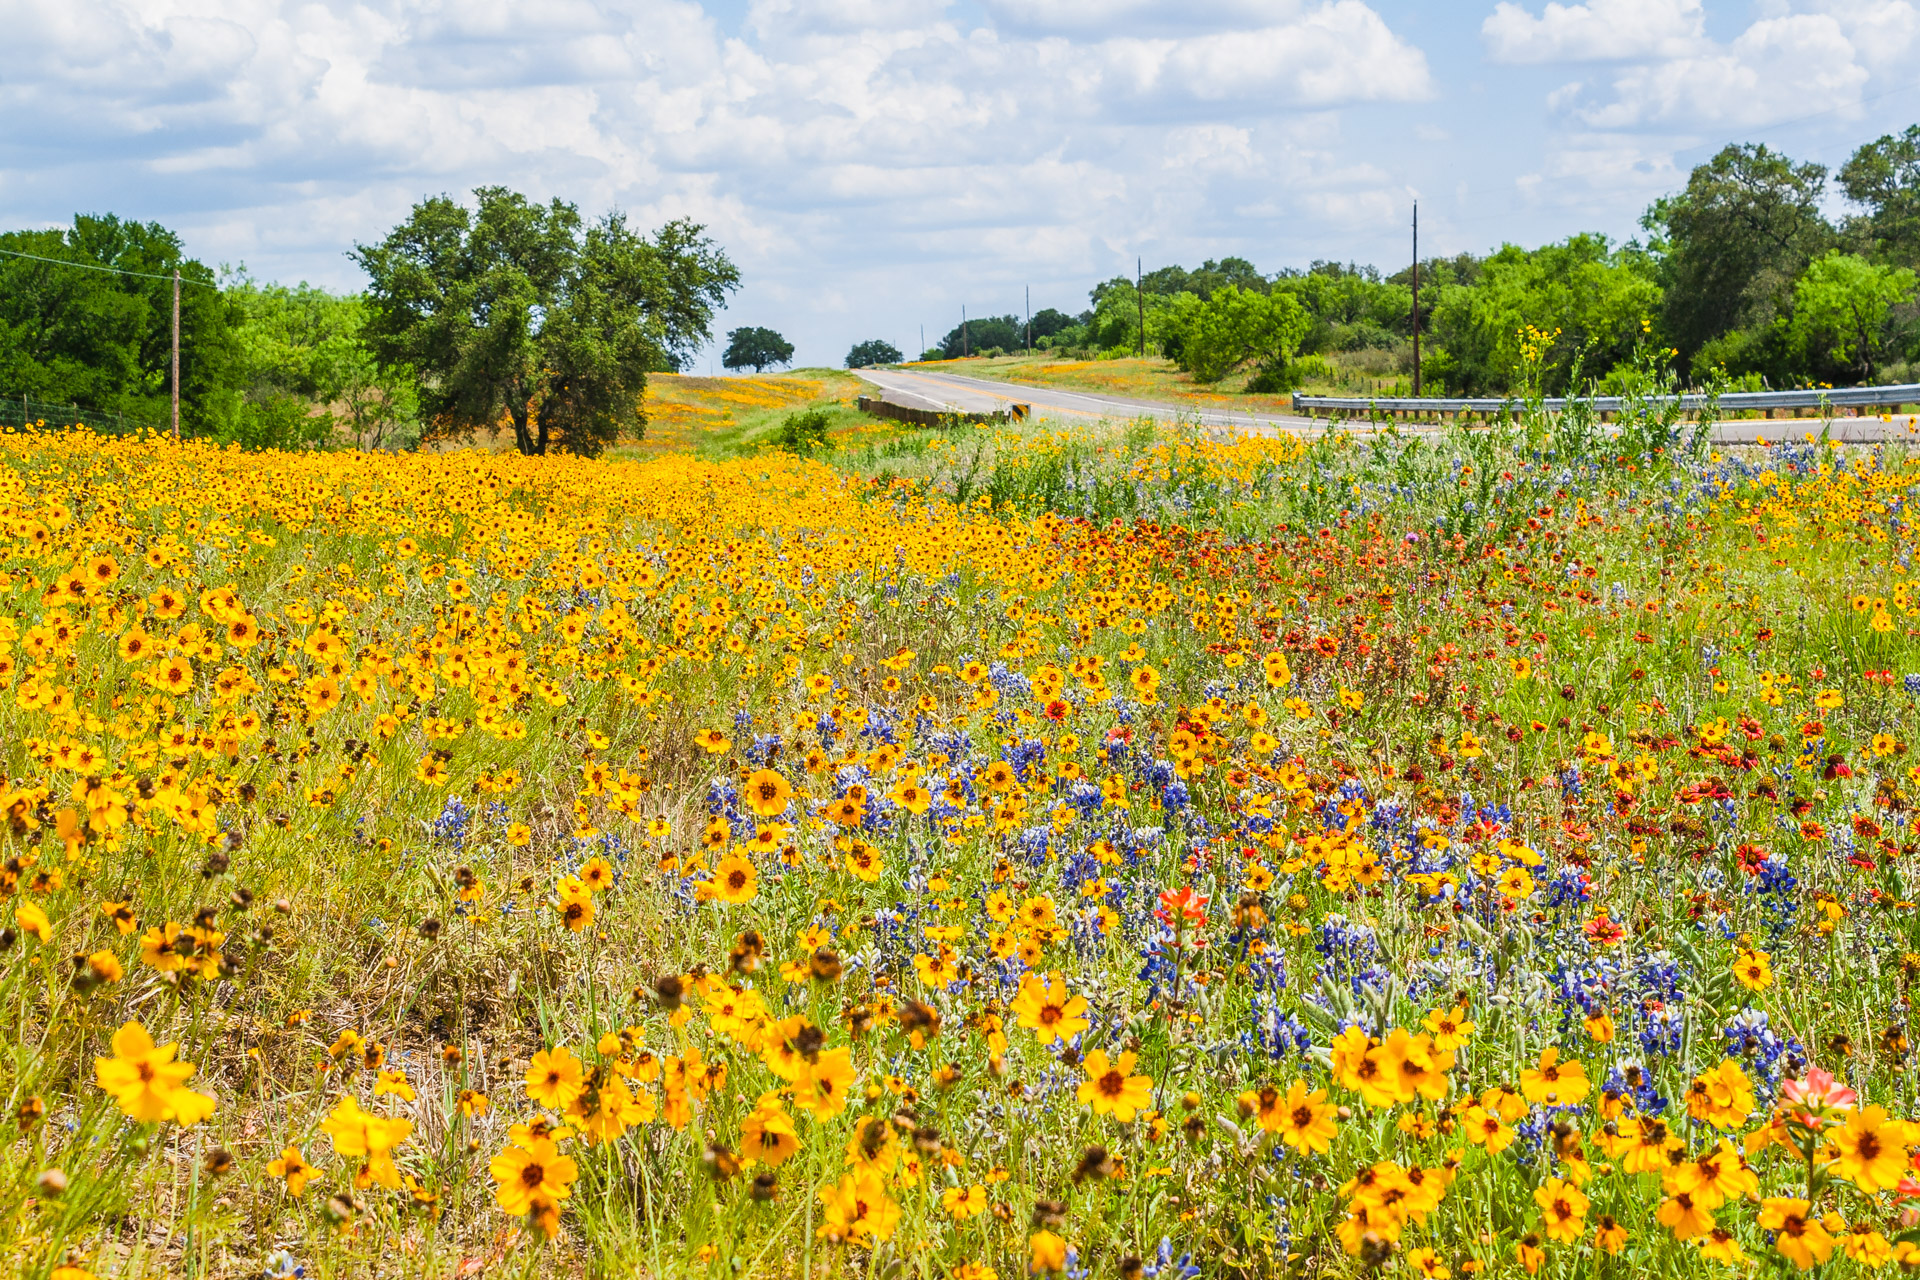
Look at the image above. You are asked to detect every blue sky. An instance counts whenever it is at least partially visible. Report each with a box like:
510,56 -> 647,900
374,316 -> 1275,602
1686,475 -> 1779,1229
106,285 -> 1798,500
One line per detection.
6,0 -> 1920,368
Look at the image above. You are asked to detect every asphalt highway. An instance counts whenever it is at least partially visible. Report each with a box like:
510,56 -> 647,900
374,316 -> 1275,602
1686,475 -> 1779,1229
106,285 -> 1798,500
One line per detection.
853,366 -> 1920,445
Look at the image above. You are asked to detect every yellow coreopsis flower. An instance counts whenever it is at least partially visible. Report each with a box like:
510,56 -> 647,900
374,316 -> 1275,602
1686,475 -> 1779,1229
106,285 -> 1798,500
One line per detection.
1075,1049 -> 1153,1122
94,1020 -> 215,1126
490,1135 -> 579,1217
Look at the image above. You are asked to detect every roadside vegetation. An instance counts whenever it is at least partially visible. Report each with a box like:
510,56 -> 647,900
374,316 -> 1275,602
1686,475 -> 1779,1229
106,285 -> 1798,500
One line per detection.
917,130 -> 1920,404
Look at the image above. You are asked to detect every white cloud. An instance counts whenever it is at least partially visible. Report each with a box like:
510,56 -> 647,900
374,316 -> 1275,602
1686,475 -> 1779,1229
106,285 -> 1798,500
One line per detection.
1578,12 -> 1868,127
1492,0 -> 1913,129
1787,0 -> 1920,69
1482,0 -> 1704,63
0,0 -> 1437,361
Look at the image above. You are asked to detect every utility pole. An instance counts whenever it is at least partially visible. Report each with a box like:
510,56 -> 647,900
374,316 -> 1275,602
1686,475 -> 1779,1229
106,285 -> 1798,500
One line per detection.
962,305 -> 969,358
171,267 -> 181,439
920,324 -> 924,361
1025,285 -> 1031,354
1136,257 -> 1144,358
1411,203 -> 1421,399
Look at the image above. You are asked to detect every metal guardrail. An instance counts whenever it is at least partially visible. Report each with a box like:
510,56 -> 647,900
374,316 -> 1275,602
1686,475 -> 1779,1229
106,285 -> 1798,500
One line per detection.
1292,383 -> 1920,419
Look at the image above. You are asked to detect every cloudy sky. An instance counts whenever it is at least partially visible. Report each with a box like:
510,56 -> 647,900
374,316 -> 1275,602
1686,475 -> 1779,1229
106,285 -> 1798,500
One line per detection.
6,0 -> 1920,367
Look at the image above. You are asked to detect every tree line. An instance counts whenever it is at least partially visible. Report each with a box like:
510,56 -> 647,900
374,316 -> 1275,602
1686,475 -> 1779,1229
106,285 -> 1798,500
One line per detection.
931,129 -> 1920,397
0,187 -> 738,455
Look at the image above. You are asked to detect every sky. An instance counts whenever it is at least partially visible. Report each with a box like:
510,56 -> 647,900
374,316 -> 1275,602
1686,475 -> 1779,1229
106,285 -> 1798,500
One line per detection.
6,0 -> 1920,369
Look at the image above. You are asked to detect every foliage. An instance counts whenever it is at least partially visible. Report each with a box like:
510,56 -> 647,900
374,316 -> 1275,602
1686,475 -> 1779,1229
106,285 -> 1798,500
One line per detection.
1789,251 -> 1918,382
225,276 -> 421,450
844,339 -> 902,369
1029,308 -> 1074,341
0,216 -> 234,435
1425,234 -> 1660,395
1154,285 -> 1309,383
936,314 -> 1023,359
1134,256 -> 1267,301
1643,144 -> 1834,377
724,326 -> 795,373
1273,262 -> 1411,357
354,187 -> 738,456
772,407 -> 832,452
1840,125 -> 1920,265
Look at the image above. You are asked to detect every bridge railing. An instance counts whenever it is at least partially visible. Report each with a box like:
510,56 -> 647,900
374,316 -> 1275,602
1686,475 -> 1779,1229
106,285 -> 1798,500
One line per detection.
1290,384 -> 1920,421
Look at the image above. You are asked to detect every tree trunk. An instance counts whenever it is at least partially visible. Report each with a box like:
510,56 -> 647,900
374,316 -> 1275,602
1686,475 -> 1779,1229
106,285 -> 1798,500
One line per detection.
508,399 -> 536,455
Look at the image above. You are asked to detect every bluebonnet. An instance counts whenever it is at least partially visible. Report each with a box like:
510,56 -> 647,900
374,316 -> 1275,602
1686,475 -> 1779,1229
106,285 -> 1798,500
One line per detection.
1142,1239 -> 1199,1279
428,795 -> 471,847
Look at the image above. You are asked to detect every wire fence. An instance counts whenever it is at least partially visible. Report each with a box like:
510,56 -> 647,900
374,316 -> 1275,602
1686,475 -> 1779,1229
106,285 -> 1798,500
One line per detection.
0,394 -> 158,436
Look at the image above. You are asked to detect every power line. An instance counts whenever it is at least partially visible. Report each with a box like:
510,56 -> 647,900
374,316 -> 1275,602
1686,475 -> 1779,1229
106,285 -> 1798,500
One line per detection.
0,246 -> 215,288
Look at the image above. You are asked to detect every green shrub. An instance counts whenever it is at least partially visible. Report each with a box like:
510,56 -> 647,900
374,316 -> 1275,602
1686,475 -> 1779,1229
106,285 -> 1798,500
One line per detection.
773,408 -> 832,453
1246,354 -> 1330,393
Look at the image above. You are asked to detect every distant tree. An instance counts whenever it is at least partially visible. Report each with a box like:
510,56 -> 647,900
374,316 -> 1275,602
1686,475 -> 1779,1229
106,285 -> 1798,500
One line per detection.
1644,144 -> 1833,373
1841,126 -> 1920,266
1162,286 -> 1308,382
0,215 -> 235,434
1029,308 -> 1072,340
918,347 -> 947,362
1087,282 -> 1144,353
845,339 -> 902,368
1790,250 -> 1917,382
354,187 -> 738,456
725,326 -> 794,373
1426,234 -> 1659,396
225,276 -> 421,450
1274,263 -> 1411,355
937,315 -> 1021,358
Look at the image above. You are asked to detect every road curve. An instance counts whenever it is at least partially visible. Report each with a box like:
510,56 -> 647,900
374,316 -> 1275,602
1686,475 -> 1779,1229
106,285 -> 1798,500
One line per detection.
853,366 -> 1920,445
853,367 -> 1328,432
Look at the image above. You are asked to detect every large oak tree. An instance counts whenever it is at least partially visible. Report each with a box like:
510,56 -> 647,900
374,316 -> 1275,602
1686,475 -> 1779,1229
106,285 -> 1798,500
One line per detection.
354,188 -> 738,456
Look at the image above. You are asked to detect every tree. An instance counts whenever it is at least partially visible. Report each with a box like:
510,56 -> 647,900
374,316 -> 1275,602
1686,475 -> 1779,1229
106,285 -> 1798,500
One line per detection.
725,326 -> 794,373
1274,262 -> 1411,355
1029,308 -> 1073,340
225,276 -> 420,450
1644,144 -> 1833,372
1087,283 -> 1144,354
1425,234 -> 1659,396
0,215 -> 235,434
1162,286 -> 1309,383
1790,250 -> 1917,382
937,314 -> 1021,358
1841,126 -> 1920,266
354,187 -> 738,456
845,339 -> 901,369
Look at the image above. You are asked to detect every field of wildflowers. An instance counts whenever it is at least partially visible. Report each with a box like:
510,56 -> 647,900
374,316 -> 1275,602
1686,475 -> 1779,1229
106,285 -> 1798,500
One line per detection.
636,373 -> 869,457
5,411 -> 1920,1279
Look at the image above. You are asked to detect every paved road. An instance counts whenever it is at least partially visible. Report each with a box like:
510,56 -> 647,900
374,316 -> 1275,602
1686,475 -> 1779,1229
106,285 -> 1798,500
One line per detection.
854,366 -> 1920,444
853,367 -> 1328,432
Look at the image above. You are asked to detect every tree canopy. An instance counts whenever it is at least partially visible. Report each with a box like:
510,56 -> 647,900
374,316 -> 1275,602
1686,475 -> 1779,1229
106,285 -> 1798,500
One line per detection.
845,339 -> 902,369
724,326 -> 794,373
0,215 -> 232,433
935,315 -> 1022,359
1790,251 -> 1917,382
1426,235 -> 1660,396
354,187 -> 738,456
1643,144 -> 1833,375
